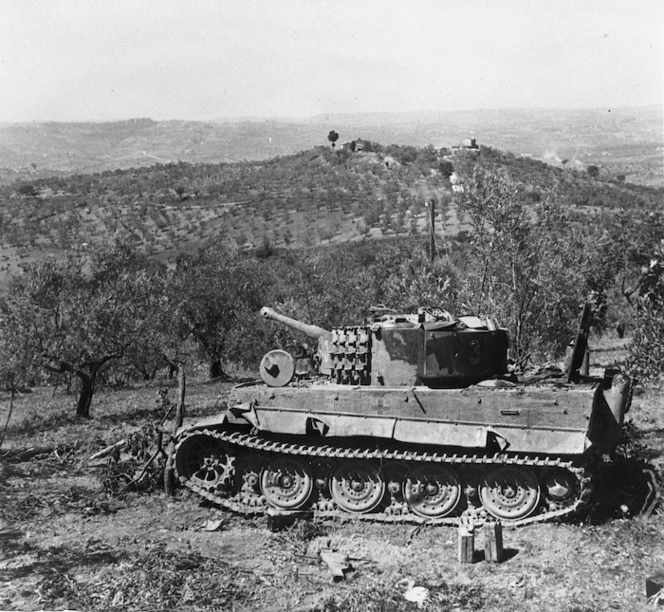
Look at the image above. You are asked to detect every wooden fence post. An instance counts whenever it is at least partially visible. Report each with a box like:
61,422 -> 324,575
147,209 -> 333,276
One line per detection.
164,362 -> 186,495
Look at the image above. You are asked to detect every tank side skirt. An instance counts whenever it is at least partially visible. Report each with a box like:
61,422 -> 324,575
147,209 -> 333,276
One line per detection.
251,408 -> 588,454
254,406 -> 589,433
231,385 -> 595,431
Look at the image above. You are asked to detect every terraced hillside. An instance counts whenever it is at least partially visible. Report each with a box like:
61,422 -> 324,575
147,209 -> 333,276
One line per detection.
0,142 -> 661,284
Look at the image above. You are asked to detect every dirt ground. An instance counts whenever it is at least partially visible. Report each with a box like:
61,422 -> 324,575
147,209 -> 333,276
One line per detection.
1,375 -> 663,612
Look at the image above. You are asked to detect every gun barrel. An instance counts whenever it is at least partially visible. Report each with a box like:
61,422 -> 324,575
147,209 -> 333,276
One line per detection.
260,307 -> 331,339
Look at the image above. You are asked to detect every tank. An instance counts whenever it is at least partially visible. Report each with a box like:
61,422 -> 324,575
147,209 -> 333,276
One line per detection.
173,303 -> 634,525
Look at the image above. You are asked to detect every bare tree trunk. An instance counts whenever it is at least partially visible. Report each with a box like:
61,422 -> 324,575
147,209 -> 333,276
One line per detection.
76,371 -> 95,419
175,365 -> 185,429
0,387 -> 16,451
164,363 -> 186,495
208,357 -> 227,380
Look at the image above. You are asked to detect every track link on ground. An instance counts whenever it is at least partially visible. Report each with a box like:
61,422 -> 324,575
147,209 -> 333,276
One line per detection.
174,427 -> 592,527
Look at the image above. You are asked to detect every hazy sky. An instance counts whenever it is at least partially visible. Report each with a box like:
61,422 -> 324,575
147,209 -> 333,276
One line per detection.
0,0 -> 662,122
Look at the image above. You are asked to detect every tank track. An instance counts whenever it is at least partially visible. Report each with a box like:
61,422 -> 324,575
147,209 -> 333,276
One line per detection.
174,427 -> 593,527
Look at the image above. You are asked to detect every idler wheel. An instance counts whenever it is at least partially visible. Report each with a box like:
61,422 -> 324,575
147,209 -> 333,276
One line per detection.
479,466 -> 541,521
260,458 -> 313,510
174,434 -> 234,492
330,460 -> 385,514
403,465 -> 461,518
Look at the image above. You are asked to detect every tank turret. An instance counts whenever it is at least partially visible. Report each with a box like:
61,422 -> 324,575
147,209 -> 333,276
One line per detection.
261,306 -> 509,387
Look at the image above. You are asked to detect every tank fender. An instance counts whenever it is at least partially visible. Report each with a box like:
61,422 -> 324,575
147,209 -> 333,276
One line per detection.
306,416 -> 330,436
586,372 -> 632,454
392,420 -> 510,450
486,428 -> 510,451
174,412 -> 230,437
229,400 -> 261,429
604,372 -> 632,423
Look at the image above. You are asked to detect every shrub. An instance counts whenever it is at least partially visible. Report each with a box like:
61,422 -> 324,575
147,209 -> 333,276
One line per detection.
627,300 -> 664,382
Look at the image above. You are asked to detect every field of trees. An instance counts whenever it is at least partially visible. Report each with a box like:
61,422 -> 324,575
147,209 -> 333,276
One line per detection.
0,143 -> 661,401
0,139 -> 663,610
0,141 -> 661,290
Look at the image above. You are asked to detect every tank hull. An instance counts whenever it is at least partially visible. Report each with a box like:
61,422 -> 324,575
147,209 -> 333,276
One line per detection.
173,373 -> 630,525
229,381 -> 599,455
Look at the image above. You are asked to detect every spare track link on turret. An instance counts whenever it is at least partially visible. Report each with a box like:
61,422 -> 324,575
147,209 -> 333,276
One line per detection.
174,427 -> 592,527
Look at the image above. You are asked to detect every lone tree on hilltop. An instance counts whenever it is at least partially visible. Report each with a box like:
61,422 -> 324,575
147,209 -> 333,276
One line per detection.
327,130 -> 339,148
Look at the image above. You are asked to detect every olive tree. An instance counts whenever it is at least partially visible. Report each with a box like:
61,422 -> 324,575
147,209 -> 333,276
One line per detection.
454,165 -> 595,367
172,245 -> 268,379
1,244 -> 163,418
626,241 -> 664,381
0,321 -> 31,449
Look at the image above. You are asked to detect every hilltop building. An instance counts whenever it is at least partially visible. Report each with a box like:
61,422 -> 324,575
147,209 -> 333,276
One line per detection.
452,138 -> 480,154
341,139 -> 373,153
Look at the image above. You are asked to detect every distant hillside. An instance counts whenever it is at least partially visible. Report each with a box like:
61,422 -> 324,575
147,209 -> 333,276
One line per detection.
1,106 -> 662,187
0,141 -> 661,285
